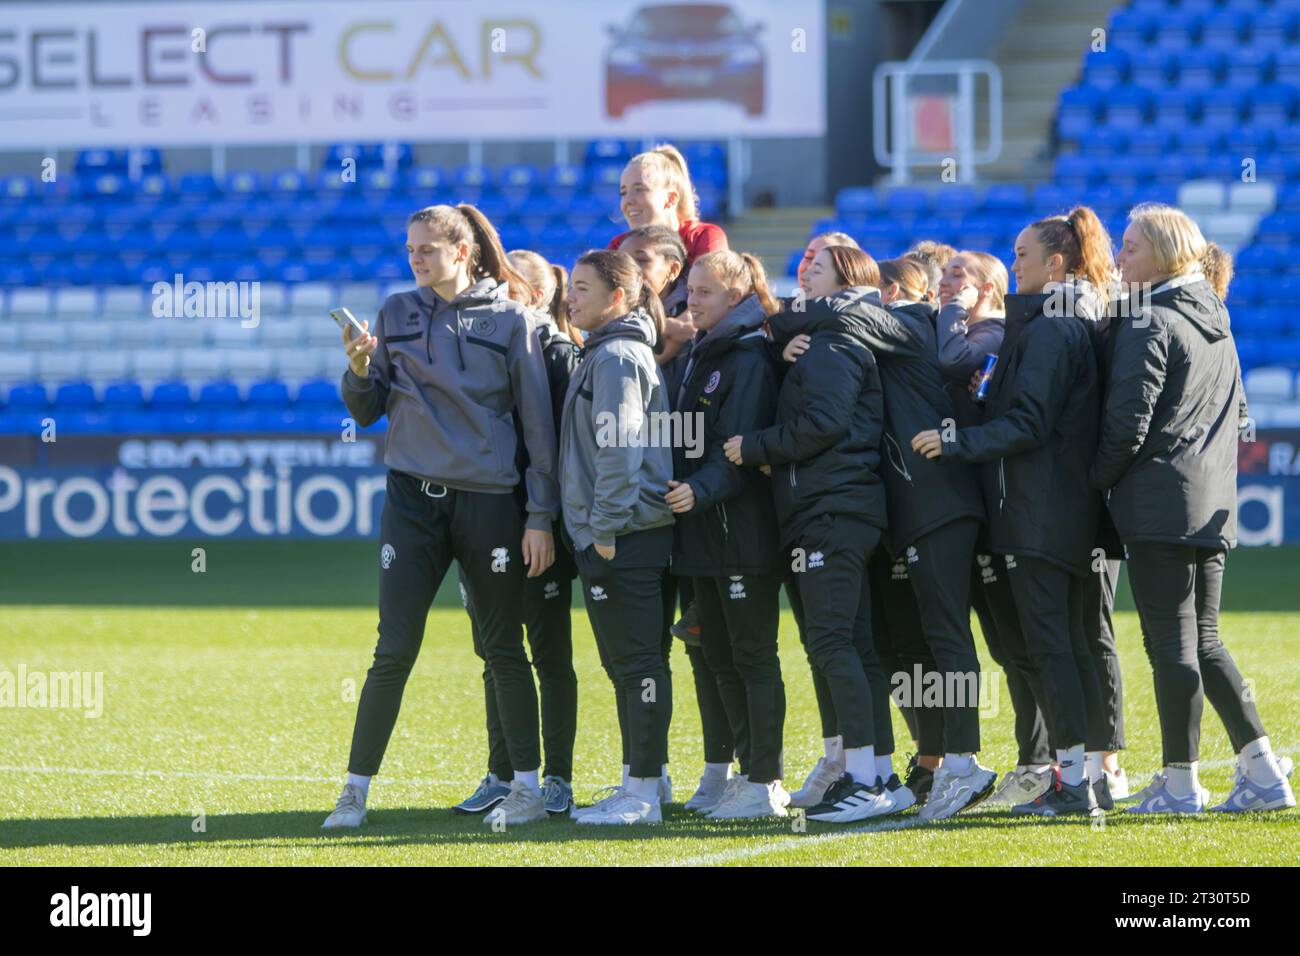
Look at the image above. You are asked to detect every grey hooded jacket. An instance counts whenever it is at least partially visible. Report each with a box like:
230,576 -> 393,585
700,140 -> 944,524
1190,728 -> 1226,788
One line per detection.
341,278 -> 558,531
559,309 -> 675,551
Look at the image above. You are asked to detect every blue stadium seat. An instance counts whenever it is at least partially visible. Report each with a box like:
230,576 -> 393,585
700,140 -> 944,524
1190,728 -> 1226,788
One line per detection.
75,149 -> 129,175
884,188 -> 931,216
1154,12 -> 1201,52
55,382 -> 97,410
1201,10 -> 1249,51
543,164 -> 586,202
1079,127 -> 1129,158
1108,10 -> 1155,52
4,383 -> 47,409
1152,90 -> 1200,130
1177,50 -> 1226,91
295,380 -> 341,407
982,184 -> 1029,214
150,381 -> 192,408
1129,48 -> 1175,89
1275,49 -> 1300,87
1105,86 -> 1153,131
247,381 -> 291,408
1126,128 -> 1174,157
1201,87 -> 1249,130
1235,245 -> 1283,276
102,382 -> 145,409
1254,8 -> 1300,52
1226,49 -> 1273,90
1251,83 -> 1299,127
1083,49 -> 1129,89
1054,154 -> 1099,190
835,187 -> 883,218
584,139 -> 637,168
1057,86 -> 1103,141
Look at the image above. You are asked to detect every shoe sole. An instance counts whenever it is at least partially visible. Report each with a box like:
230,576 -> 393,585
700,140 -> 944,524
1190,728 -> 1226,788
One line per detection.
321,819 -> 364,830
1211,797 -> 1297,813
545,803 -> 574,815
453,796 -> 507,815
921,776 -> 998,821
708,808 -> 788,819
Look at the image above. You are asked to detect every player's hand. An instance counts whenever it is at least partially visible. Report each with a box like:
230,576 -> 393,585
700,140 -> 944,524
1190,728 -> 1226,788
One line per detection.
953,284 -> 980,312
783,334 -> 811,364
758,464 -> 772,477
594,541 -> 616,561
665,479 -> 696,513
968,368 -> 983,398
723,435 -> 744,465
911,430 -> 944,460
522,528 -> 554,577
345,320 -> 378,378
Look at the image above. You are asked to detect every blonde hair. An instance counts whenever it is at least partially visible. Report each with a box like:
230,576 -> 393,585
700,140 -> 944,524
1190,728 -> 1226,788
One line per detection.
508,249 -> 574,338
1127,203 -> 1210,279
956,250 -> 1009,313
1201,243 -> 1234,300
627,144 -> 698,221
811,231 -> 860,251
693,249 -> 780,316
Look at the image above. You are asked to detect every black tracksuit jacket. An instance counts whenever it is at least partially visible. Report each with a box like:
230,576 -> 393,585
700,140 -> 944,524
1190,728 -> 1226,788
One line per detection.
670,295 -> 783,577
941,292 -> 1101,577
740,288 -> 888,545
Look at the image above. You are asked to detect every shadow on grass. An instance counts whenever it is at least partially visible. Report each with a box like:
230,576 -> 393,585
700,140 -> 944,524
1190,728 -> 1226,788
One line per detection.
6,540 -> 1300,612
6,803 -> 1293,852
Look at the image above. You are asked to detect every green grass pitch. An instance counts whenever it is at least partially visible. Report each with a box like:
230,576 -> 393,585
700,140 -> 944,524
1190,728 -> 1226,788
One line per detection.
2,540 -> 1298,866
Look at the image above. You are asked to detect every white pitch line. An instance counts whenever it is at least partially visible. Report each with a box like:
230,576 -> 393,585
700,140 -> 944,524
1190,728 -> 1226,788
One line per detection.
669,814 -> 930,867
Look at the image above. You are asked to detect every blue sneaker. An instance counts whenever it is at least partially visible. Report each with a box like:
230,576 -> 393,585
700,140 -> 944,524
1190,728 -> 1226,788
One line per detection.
1211,763 -> 1296,813
542,776 -> 574,815
453,774 -> 511,814
1127,774 -> 1204,814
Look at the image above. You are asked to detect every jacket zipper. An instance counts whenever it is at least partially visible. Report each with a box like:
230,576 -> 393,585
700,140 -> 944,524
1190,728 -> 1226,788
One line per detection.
884,434 -> 913,482
718,502 -> 730,538
789,462 -> 797,487
998,459 -> 1007,513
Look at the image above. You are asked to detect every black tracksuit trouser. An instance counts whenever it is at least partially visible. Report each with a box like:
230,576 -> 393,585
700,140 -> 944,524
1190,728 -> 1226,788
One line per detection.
348,472 -> 538,777
1125,542 -> 1265,765
1083,558 -> 1125,752
906,518 -> 983,754
672,575 -> 735,766
464,560 -> 578,783
785,516 -> 893,754
1005,554 -> 1106,753
574,527 -> 674,779
869,549 -> 943,756
693,573 -> 785,784
971,554 -> 1052,766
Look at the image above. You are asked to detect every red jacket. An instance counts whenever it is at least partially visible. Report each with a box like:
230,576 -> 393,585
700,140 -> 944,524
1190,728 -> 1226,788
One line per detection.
608,218 -> 729,267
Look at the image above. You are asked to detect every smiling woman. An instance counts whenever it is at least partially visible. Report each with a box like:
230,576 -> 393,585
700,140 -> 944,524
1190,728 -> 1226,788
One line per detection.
608,144 -> 729,270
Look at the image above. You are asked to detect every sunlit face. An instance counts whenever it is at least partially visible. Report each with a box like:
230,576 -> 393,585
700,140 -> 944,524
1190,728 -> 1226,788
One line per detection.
619,234 -> 682,298
1011,226 -> 1060,295
406,221 -> 467,288
686,263 -> 742,331
619,163 -> 677,230
938,255 -> 972,306
567,263 -> 623,332
797,236 -> 828,291
1117,222 -> 1163,285
804,248 -> 846,299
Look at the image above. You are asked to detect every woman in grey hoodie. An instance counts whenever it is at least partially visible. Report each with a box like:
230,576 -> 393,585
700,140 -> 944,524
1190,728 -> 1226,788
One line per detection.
560,249 -> 676,825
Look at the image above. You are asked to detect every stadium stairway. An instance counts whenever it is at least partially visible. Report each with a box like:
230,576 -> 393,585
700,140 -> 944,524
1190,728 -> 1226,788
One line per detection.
979,0 -> 1128,180
724,205 -> 833,285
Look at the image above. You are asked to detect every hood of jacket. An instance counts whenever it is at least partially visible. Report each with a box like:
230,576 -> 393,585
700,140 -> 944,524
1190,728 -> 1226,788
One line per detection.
416,276 -> 509,310
1150,275 -> 1228,343
769,286 -> 885,345
581,308 -> 658,354
690,293 -> 768,360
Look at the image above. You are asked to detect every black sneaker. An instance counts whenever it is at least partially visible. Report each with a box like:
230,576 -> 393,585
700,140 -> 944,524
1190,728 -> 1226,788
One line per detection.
670,601 -> 701,647
1092,775 -> 1114,812
806,773 -> 893,823
1012,770 -> 1101,817
903,754 -> 934,806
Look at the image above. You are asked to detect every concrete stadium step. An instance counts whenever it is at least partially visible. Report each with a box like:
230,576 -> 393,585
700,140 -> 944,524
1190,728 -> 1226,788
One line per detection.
724,206 -> 831,278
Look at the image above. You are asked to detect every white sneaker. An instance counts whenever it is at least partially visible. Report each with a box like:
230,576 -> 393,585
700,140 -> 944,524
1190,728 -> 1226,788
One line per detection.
321,783 -> 367,829
483,779 -> 547,826
789,757 -> 843,809
919,760 -> 997,821
1105,767 -> 1130,801
574,791 -> 662,825
984,767 -> 1051,808
707,780 -> 790,819
684,772 -> 731,813
571,785 -> 625,819
1134,772 -> 1210,807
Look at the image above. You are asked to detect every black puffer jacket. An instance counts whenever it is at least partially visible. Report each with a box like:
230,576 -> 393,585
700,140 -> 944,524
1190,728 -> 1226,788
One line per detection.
741,288 -> 887,544
1090,276 -> 1244,548
941,292 -> 1100,576
671,295 -> 783,576
815,293 -> 983,556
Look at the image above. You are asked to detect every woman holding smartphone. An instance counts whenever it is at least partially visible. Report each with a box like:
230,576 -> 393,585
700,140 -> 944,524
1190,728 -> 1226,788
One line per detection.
912,212 -> 1108,818
561,249 -> 676,825
323,204 -> 559,830
454,249 -> 582,817
1093,204 -> 1293,814
667,249 -> 788,818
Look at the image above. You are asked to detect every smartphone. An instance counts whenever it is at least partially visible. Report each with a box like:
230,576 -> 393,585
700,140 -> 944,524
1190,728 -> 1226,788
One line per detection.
329,307 -> 368,341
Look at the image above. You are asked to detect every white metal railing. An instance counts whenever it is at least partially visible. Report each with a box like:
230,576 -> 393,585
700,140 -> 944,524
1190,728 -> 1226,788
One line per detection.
872,58 -> 1003,185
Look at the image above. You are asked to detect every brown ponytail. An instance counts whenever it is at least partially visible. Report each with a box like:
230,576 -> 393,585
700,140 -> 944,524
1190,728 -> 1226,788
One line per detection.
575,248 -> 665,342
549,263 -> 573,335
1201,243 -> 1234,301
693,250 -> 780,317
824,245 -> 881,290
1032,205 -> 1115,311
409,203 -> 533,302
879,257 -> 930,302
507,249 -> 577,340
